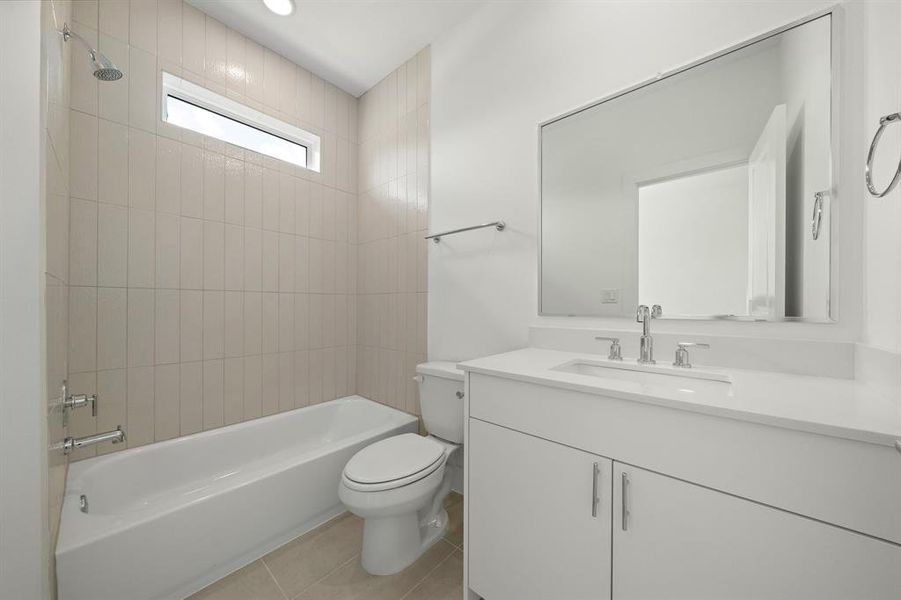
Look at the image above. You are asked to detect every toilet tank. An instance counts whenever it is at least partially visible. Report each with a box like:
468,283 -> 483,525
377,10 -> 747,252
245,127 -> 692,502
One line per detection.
416,362 -> 464,444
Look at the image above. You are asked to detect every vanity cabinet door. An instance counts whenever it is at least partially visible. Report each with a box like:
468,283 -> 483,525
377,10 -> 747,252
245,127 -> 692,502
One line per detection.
612,463 -> 901,600
468,419 -> 612,600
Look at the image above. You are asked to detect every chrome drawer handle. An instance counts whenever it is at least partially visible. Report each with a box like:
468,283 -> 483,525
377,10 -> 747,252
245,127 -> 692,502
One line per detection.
591,462 -> 601,518
621,472 -> 630,531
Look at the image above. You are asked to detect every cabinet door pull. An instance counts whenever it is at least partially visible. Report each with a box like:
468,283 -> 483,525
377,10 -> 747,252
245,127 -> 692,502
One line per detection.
591,462 -> 601,517
621,471 -> 630,531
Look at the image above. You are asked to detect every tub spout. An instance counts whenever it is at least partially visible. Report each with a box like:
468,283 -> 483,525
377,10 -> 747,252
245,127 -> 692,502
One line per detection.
63,426 -> 126,455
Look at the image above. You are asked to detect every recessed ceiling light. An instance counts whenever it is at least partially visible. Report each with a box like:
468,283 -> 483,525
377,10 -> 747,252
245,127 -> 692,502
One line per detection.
263,0 -> 294,16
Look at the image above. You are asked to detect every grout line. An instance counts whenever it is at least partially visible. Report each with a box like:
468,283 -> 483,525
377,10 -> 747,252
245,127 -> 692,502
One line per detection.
397,542 -> 456,600
443,535 -> 462,552
260,559 -> 291,600
285,553 -> 362,600
258,513 -> 353,596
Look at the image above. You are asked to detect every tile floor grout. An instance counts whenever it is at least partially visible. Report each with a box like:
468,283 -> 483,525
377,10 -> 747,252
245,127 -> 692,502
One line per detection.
397,543 -> 458,600
192,494 -> 464,599
287,552 -> 361,600
259,558 -> 292,600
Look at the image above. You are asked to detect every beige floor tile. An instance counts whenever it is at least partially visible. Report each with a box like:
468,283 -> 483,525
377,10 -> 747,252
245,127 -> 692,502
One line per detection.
444,491 -> 463,509
402,550 -> 463,600
188,560 -> 286,600
293,539 -> 455,600
445,499 -> 463,549
263,513 -> 363,598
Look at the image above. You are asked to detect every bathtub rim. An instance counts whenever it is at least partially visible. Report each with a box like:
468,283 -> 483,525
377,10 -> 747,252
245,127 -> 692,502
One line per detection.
56,396 -> 418,554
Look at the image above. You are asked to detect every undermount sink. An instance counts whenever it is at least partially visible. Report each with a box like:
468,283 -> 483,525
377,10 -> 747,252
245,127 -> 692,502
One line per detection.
551,359 -> 732,395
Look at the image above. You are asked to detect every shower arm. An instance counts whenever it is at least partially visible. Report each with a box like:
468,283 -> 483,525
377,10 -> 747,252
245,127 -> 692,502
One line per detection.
61,23 -> 98,62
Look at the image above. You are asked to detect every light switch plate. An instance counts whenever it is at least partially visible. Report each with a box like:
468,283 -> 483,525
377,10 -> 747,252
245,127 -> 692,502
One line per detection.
600,289 -> 620,304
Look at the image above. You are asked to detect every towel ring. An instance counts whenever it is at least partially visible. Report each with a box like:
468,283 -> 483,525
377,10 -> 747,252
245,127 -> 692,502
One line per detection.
865,112 -> 901,198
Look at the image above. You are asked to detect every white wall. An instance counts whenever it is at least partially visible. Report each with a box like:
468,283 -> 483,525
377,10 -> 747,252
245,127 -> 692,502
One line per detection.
429,0 -> 864,362
862,1 -> 901,354
0,3 -> 51,598
638,165 -> 750,317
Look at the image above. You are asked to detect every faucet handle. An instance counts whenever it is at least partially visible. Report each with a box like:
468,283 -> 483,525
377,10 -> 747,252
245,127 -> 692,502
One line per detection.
594,336 -> 623,360
636,304 -> 663,321
673,342 -> 709,368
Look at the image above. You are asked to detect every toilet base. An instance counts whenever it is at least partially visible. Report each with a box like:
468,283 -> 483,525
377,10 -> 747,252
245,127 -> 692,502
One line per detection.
361,508 -> 448,576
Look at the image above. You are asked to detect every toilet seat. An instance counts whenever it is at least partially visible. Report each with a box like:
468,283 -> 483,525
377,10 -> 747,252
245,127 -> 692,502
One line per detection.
343,434 -> 446,492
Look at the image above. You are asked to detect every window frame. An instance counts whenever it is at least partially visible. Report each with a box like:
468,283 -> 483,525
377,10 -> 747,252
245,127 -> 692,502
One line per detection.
160,71 -> 321,172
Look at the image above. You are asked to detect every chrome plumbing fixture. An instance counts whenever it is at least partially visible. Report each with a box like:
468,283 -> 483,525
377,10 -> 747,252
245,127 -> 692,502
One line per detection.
636,304 -> 662,364
63,426 -> 126,455
673,342 -> 710,368
594,336 -> 623,360
60,380 -> 97,425
61,23 -> 124,81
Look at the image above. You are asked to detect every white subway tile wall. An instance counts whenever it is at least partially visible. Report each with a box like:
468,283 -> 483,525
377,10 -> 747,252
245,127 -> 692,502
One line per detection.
66,0 -> 360,458
356,49 -> 430,415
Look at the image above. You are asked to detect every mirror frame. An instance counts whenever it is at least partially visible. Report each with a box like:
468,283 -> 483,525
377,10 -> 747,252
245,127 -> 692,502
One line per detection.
537,6 -> 840,323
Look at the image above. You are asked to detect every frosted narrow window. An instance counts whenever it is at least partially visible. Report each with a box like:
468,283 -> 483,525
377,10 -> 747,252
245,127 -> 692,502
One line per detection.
165,96 -> 307,167
160,71 -> 320,172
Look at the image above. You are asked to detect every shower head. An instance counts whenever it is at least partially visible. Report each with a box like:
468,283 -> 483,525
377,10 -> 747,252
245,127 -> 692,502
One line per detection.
90,53 -> 123,82
61,24 -> 124,82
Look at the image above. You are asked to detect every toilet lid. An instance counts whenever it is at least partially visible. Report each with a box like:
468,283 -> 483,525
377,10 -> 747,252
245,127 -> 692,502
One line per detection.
344,434 -> 445,485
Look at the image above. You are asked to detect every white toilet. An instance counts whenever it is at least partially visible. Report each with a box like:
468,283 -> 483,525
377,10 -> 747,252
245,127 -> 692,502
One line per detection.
339,362 -> 463,576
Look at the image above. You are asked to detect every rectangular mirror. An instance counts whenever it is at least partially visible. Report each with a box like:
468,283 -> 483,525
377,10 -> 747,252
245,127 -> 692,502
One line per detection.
540,13 -> 834,321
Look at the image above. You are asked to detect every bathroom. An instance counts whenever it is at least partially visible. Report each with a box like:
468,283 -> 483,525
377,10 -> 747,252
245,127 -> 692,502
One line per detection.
1,0 -> 899,598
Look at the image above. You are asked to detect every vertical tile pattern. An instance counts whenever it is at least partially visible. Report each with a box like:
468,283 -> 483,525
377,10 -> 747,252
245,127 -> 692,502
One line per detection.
67,0 -> 359,458
356,48 -> 430,415
44,1 -> 74,591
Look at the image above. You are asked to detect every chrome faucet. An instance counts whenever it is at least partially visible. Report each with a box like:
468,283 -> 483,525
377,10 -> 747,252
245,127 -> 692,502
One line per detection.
63,426 -> 126,455
636,304 -> 662,364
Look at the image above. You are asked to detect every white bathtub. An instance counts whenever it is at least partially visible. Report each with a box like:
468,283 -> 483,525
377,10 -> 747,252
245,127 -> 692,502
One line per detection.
56,396 -> 418,600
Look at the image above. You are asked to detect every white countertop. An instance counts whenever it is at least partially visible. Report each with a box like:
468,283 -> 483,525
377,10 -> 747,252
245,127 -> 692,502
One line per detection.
459,347 -> 901,448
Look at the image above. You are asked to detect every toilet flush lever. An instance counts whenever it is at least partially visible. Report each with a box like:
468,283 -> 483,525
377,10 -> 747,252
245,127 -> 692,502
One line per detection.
455,391 -> 464,399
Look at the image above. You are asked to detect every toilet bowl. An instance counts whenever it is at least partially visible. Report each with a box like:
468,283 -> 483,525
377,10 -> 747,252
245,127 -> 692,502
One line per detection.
338,362 -> 464,575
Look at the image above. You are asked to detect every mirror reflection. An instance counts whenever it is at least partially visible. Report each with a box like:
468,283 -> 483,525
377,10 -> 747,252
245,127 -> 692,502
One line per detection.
540,15 -> 833,321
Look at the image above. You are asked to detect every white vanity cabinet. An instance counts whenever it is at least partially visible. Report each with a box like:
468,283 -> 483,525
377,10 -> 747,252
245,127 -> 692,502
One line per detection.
463,365 -> 901,600
468,419 -> 612,600
612,463 -> 901,600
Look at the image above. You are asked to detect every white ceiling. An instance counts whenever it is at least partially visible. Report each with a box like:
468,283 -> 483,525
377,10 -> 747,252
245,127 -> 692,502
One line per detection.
187,0 -> 485,97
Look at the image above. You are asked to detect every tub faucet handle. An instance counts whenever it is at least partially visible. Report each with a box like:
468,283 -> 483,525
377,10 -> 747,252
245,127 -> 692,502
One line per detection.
61,380 -> 97,418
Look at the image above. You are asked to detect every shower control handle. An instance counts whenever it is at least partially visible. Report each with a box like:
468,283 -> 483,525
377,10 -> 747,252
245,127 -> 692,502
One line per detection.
61,380 -> 97,426
64,393 -> 97,417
